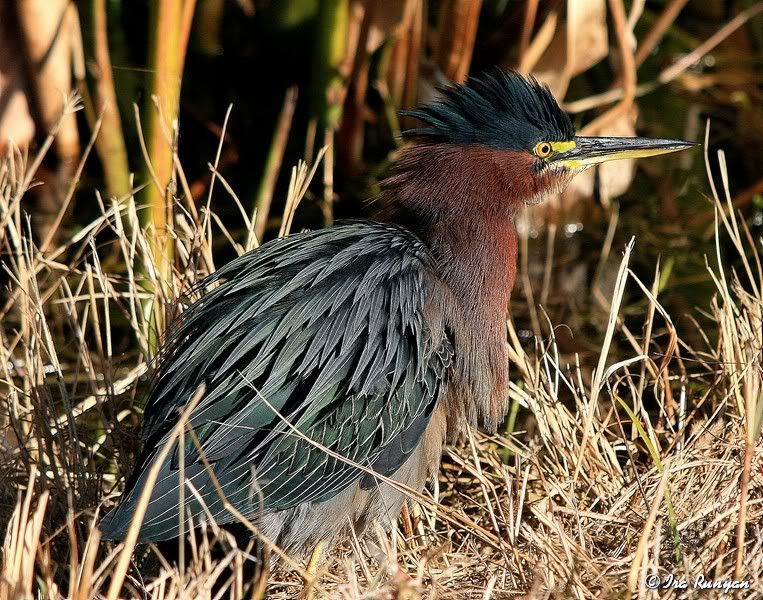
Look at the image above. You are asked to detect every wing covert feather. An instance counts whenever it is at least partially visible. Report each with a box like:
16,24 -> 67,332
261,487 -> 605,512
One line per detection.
101,222 -> 452,541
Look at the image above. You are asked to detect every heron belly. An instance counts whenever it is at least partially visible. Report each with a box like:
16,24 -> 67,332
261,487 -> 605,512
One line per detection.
257,405 -> 447,557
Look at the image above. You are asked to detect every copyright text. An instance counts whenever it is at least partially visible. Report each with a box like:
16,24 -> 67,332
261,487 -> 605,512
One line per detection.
644,574 -> 750,593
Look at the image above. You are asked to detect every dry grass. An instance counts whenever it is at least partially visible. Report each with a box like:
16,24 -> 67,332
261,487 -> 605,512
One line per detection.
1,113 -> 762,599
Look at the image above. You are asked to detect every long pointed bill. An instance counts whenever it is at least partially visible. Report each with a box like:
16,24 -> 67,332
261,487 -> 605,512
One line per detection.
551,136 -> 698,169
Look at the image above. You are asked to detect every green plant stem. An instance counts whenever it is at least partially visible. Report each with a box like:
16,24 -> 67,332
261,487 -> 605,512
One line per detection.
311,0 -> 349,226
253,87 -> 298,241
142,0 -> 195,347
311,0 -> 349,130
88,0 -> 130,201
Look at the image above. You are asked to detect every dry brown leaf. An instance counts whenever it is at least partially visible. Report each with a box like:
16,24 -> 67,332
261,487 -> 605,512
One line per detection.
0,5 -> 34,151
435,0 -> 482,83
15,0 -> 80,161
533,0 -> 609,98
365,0 -> 408,54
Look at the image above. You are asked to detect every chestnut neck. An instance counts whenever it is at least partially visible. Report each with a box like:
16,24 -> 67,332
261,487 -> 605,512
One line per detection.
378,143 -> 523,315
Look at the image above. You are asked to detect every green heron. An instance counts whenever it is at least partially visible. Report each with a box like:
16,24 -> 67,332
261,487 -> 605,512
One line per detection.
100,71 -> 694,562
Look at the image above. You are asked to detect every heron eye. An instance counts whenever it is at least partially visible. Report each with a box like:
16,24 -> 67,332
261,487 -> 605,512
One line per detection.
534,142 -> 553,159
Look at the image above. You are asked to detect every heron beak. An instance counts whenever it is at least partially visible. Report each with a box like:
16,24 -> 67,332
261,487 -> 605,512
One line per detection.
551,136 -> 699,169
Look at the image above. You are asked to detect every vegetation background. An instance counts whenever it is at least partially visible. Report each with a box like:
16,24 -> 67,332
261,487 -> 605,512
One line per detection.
1,0 -> 762,597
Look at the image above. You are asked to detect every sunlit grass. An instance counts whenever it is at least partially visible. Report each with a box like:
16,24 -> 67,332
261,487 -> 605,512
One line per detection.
1,119 -> 762,598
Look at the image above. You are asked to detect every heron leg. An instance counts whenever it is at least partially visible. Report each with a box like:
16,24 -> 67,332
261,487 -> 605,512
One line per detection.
299,541 -> 325,600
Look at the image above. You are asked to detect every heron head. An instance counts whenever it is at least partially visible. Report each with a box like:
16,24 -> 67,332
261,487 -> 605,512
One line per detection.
402,70 -> 697,207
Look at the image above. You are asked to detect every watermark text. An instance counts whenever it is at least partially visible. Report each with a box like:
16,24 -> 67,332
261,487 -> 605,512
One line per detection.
644,574 -> 750,593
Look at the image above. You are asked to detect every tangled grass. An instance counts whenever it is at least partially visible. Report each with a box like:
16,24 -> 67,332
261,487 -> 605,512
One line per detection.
1,121 -> 762,599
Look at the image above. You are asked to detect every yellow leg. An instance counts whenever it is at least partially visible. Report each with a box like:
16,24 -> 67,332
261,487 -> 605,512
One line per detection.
306,541 -> 324,576
299,541 -> 324,600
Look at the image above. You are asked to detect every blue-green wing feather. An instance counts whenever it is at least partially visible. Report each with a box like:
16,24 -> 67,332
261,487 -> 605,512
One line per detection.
100,222 -> 451,541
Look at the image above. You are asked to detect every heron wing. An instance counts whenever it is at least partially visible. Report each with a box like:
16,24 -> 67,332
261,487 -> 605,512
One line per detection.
100,222 -> 451,541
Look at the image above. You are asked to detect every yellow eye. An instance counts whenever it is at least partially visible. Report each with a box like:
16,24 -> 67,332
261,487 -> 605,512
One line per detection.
534,142 -> 553,158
